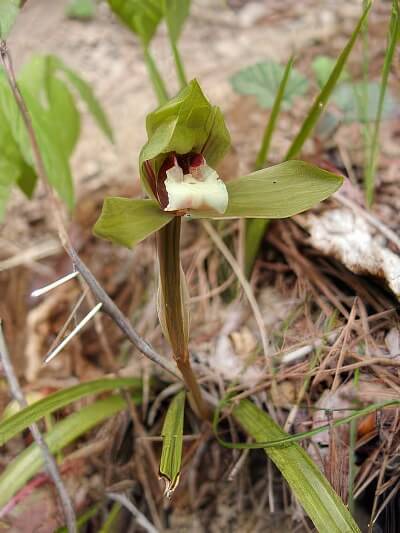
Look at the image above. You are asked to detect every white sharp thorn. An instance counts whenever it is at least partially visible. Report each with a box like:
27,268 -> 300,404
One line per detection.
31,271 -> 79,298
44,303 -> 103,365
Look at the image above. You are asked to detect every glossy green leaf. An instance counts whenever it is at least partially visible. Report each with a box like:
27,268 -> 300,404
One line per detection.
230,60 -> 308,110
312,55 -> 350,88
192,161 -> 342,219
0,377 -> 141,445
0,0 -> 20,38
107,0 -> 163,47
0,393 -> 141,509
286,1 -> 371,159
232,400 -> 360,532
159,390 -> 185,496
94,197 -> 174,248
140,79 -> 230,198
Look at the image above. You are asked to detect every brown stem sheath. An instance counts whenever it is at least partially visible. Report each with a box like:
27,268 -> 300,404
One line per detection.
157,218 -> 208,419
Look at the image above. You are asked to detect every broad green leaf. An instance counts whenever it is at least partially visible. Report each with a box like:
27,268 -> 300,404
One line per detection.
332,82 -> 398,123
0,80 -> 74,208
0,377 -> 141,445
232,400 -> 360,532
66,0 -> 96,20
365,0 -> 399,205
49,56 -> 113,142
230,60 -> 308,110
140,80 -> 230,199
312,56 -> 350,88
93,197 -> 174,248
0,393 -> 141,509
107,0 -> 163,47
163,0 -> 190,43
192,161 -> 342,219
0,0 -> 20,38
159,390 -> 185,496
0,104 -> 22,220
286,1 -> 372,159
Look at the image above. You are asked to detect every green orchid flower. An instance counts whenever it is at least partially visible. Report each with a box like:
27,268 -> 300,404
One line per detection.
94,79 -> 342,418
94,79 -> 342,249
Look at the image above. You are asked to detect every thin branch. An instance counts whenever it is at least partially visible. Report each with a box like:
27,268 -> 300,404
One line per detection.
106,492 -> 159,533
0,323 -> 77,532
0,40 -> 181,382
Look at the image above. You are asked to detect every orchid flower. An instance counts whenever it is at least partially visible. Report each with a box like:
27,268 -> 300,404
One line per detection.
94,80 -> 342,418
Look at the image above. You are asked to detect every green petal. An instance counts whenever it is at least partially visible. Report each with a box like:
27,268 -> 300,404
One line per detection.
93,197 -> 174,248
192,161 -> 342,219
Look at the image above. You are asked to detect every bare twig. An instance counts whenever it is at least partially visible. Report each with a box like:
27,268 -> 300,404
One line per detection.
0,40 -> 181,382
0,322 -> 77,532
106,492 -> 159,533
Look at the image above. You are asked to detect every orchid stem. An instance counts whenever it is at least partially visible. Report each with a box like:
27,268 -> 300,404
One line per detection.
170,39 -> 187,89
157,218 -> 208,419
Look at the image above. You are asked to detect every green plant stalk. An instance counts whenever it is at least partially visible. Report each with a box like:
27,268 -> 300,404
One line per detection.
285,1 -> 371,160
245,56 -> 294,276
365,0 -> 399,205
143,46 -> 169,104
99,502 -> 122,533
170,38 -> 187,89
156,218 -> 207,419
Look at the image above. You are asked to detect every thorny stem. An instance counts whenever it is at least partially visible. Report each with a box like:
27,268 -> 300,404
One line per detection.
157,218 -> 208,419
0,323 -> 77,533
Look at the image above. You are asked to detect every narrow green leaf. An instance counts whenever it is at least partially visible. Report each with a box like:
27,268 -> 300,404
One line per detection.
94,197 -> 174,248
0,393 -> 141,509
159,390 -> 185,496
0,377 -> 141,445
244,57 -> 294,275
230,60 -> 308,110
232,400 -> 360,532
0,105 -> 22,220
107,0 -> 163,47
312,55 -> 350,88
17,161 -> 37,198
0,0 -> 20,38
364,0 -> 399,205
50,56 -> 113,142
192,161 -> 342,219
285,0 -> 371,160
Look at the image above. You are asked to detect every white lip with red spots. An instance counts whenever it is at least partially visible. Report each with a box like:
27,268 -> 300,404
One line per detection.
164,155 -> 228,214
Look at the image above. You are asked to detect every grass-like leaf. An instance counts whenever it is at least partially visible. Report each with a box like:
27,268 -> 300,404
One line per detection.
159,390 -> 185,496
245,56 -> 294,275
285,0 -> 371,160
0,377 -> 141,446
364,0 -> 399,205
232,400 -> 360,532
0,393 -> 141,509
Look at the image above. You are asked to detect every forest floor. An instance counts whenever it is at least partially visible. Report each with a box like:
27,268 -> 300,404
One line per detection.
1,0 -> 399,531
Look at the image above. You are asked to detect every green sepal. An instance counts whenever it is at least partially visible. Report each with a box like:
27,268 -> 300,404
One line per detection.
139,79 -> 231,199
107,0 -> 163,47
191,160 -> 343,219
93,197 -> 174,248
